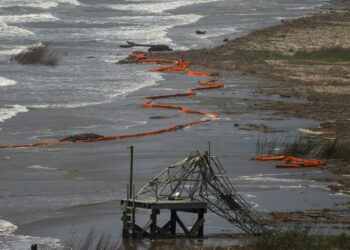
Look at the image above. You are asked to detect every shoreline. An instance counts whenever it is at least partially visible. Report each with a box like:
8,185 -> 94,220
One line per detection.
137,9 -> 350,225
146,10 -> 350,172
2,2 -> 350,248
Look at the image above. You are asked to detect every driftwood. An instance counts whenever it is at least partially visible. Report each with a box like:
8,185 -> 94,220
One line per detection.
120,41 -> 172,52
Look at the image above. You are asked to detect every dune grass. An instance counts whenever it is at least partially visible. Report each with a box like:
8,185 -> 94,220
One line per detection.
255,136 -> 350,162
290,47 -> 350,62
253,229 -> 350,250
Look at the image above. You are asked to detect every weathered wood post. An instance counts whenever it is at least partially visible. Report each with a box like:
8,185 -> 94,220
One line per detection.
198,208 -> 205,237
170,209 -> 177,235
129,146 -> 134,199
150,209 -> 158,239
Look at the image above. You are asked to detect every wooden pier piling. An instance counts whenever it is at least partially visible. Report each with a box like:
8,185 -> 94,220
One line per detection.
121,198 -> 207,239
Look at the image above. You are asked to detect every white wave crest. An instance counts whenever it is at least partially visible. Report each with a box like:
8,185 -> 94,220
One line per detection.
28,101 -> 109,109
97,14 -> 202,47
28,72 -> 164,109
0,21 -> 34,37
0,0 -> 80,9
0,46 -> 27,56
104,0 -> 223,14
0,105 -> 28,123
237,176 -> 304,183
0,42 -> 43,57
0,14 -> 59,24
0,220 -> 17,234
0,76 -> 16,87
26,165 -> 57,170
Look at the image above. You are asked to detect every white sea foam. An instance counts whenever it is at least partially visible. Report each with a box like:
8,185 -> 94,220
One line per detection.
28,73 -> 164,109
299,128 -> 324,135
28,101 -> 109,109
26,165 -> 57,170
107,72 -> 164,98
0,220 -> 17,234
0,21 -> 34,38
0,0 -> 80,9
0,42 -> 44,57
95,14 -> 202,47
237,176 -> 305,183
0,46 -> 27,56
243,193 -> 257,198
288,6 -> 319,10
0,76 -> 16,87
104,0 -> 223,14
0,14 -> 59,24
0,105 -> 28,123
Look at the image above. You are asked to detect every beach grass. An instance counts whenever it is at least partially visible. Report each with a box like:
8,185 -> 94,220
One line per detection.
289,47 -> 350,62
318,138 -> 350,161
65,229 -> 350,250
255,136 -> 349,162
65,230 -> 122,250
252,229 -> 350,250
221,47 -> 350,63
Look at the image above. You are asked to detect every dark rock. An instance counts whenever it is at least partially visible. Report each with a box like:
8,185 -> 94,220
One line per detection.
196,30 -> 207,35
223,38 -> 229,42
280,94 -> 291,98
60,133 -> 104,142
12,43 -> 58,66
120,41 -> 172,51
147,45 -> 172,52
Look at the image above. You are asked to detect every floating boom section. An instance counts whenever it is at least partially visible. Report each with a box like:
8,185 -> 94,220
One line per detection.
137,152 -> 265,235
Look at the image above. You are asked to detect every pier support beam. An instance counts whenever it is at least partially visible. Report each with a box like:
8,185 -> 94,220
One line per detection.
121,199 -> 207,239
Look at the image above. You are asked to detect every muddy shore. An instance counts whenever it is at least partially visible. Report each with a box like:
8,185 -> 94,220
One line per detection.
132,9 -> 350,225
144,12 -> 350,169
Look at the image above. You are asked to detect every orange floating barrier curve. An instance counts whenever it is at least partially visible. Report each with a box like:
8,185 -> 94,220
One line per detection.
254,155 -> 326,168
1,51 -> 225,149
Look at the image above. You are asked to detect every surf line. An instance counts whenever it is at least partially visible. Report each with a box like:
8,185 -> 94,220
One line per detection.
0,51 -> 224,149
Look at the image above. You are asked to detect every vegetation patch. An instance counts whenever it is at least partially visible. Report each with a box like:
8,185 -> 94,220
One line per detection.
289,47 -> 350,62
253,229 -> 350,250
256,136 -> 350,162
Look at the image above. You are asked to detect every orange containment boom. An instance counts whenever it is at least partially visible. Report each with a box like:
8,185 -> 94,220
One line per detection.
0,119 -> 211,149
186,69 -> 212,77
253,155 -> 326,168
1,51 -> 225,150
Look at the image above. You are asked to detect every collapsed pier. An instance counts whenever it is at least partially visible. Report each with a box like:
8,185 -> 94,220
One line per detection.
121,151 -> 265,239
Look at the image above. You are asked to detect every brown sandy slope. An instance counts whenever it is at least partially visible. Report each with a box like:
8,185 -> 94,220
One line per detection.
146,11 -> 350,195
151,11 -> 350,143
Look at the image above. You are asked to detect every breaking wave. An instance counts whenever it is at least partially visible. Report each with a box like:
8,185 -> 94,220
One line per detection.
0,0 -> 80,9
0,76 -> 16,87
0,105 -> 28,123
103,0 -> 223,14
0,14 -> 59,24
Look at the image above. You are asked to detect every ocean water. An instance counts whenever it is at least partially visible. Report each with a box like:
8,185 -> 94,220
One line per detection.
0,0 -> 342,248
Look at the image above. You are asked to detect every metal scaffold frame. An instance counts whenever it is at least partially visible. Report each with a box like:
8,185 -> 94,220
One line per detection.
136,151 -> 265,235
